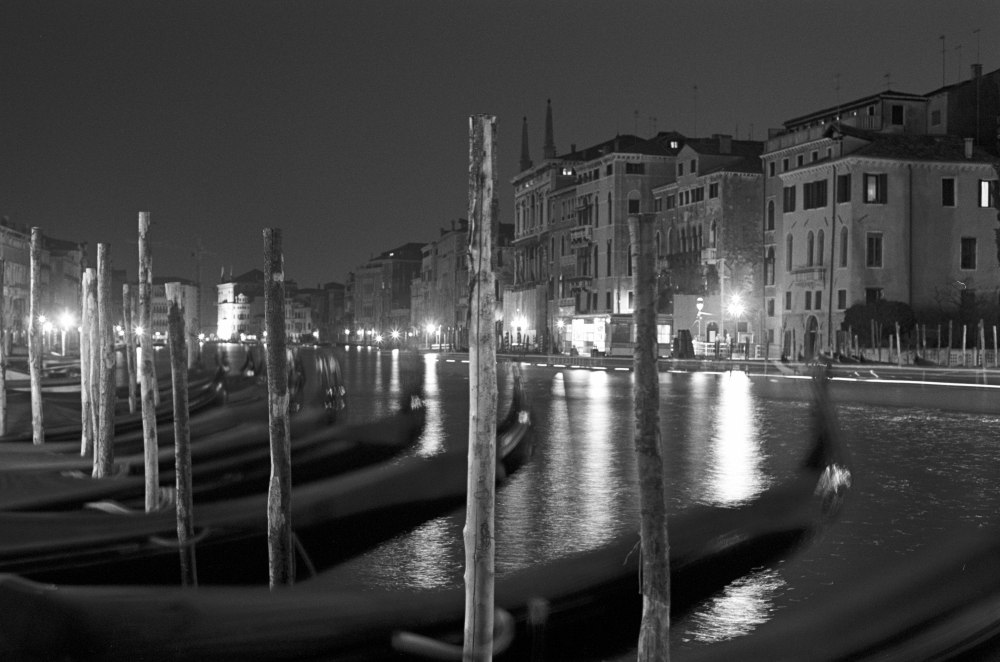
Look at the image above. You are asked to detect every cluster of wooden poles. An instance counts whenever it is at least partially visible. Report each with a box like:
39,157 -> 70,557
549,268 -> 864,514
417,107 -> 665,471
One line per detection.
3,216 -> 298,589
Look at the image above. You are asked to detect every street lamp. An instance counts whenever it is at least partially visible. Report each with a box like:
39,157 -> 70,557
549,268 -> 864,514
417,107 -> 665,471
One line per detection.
556,319 -> 565,354
727,294 -> 745,357
59,311 -> 75,355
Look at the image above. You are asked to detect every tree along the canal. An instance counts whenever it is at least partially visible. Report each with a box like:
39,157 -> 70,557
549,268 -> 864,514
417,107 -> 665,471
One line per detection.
463,114 -> 499,662
264,227 -> 293,587
629,213 -> 671,661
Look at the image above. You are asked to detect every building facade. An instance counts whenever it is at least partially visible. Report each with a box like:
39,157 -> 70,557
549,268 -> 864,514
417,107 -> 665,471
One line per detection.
654,135 -> 763,346
349,243 -> 423,343
507,101 -> 687,354
763,73 -> 1000,359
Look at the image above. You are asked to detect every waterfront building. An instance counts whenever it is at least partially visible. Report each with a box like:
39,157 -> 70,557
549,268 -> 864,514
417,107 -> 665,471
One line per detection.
296,281 -> 344,343
763,66 -> 1000,358
349,243 -> 422,343
507,100 -> 687,355
0,219 -> 84,347
216,269 -> 265,341
410,219 -> 515,350
654,135 -> 763,346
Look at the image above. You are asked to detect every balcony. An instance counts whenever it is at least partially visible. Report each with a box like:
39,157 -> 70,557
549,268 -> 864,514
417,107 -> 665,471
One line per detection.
790,265 -> 827,286
569,226 -> 593,246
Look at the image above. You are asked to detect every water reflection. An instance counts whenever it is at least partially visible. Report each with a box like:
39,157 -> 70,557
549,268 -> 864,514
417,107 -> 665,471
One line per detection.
706,372 -> 769,505
685,567 -> 786,643
417,353 -> 445,456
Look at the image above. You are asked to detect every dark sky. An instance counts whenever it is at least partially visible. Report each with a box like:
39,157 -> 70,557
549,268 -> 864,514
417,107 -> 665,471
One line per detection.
2,1 -> 998,288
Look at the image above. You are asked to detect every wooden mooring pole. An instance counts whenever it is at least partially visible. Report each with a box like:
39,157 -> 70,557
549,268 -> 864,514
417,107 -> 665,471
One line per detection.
629,211 -> 670,661
79,269 -> 94,457
263,228 -> 293,587
94,244 -> 116,477
28,227 -> 44,444
138,212 -> 159,511
0,259 -> 6,437
123,284 -> 138,414
463,114 -> 499,662
167,284 -> 197,585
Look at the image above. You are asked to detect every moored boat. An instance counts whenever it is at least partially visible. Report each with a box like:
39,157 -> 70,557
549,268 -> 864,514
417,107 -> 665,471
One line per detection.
0,380 -> 530,586
0,374 -> 842,660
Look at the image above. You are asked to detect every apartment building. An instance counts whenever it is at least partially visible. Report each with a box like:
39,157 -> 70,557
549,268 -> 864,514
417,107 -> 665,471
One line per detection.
654,135 -> 763,345
763,68 -> 1000,359
508,101 -> 686,354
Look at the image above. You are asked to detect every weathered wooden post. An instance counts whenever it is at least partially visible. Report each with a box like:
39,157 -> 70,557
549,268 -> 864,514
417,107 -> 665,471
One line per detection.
263,228 -> 293,587
0,259 -> 6,437
629,211 -> 670,661
947,320 -> 953,366
979,319 -> 986,381
993,325 -> 998,369
28,227 -> 45,444
962,324 -> 967,366
123,284 -> 138,414
79,269 -> 94,456
138,212 -> 160,511
80,268 -> 98,457
167,283 -> 197,586
463,114 -> 499,662
896,322 -> 903,368
93,244 -> 116,477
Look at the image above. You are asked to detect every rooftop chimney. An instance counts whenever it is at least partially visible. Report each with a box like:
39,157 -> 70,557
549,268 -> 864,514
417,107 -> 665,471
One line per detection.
964,137 -> 974,158
714,133 -> 732,154
972,63 -> 983,79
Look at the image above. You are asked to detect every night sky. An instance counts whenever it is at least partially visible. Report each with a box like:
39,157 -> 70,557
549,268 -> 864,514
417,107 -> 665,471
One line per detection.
2,1 -> 998,288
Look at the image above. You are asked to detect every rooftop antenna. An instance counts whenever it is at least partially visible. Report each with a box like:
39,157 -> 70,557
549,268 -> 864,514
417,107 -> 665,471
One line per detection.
693,85 -> 699,137
834,72 -> 842,121
649,116 -> 657,136
956,44 -> 963,82
884,72 -> 892,91
940,35 -> 946,86
974,28 -> 981,64
633,109 -> 639,135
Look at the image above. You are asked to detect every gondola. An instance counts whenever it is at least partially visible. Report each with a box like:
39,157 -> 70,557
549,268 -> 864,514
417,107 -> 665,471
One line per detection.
676,524 -> 1000,661
0,392 -> 425,511
0,374 -> 840,661
0,367 -> 230,443
0,379 -> 530,587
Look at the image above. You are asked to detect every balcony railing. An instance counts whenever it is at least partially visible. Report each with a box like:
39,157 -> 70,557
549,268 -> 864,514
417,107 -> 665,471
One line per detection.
569,226 -> 593,245
790,265 -> 827,285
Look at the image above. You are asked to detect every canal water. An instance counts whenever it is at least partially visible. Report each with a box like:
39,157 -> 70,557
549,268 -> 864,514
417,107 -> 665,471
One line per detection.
229,344 -> 1000,657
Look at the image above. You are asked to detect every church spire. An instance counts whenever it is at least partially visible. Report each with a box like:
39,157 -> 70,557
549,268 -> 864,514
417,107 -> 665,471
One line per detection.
519,116 -> 532,172
543,98 -> 556,159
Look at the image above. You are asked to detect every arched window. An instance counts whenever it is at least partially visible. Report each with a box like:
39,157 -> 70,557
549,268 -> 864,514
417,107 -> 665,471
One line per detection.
697,225 -> 703,251
806,231 -> 815,267
786,234 -> 794,271
655,231 -> 661,257
816,229 -> 825,266
680,228 -> 687,253
766,200 -> 775,231
766,247 -> 775,285
710,221 -> 717,247
839,227 -> 848,267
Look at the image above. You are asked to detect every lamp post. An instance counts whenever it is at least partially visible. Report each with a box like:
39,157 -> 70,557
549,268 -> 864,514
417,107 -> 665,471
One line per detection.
727,294 -> 745,358
556,319 -> 565,354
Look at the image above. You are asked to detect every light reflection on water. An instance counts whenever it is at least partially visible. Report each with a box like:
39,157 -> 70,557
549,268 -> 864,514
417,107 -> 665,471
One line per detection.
684,567 -> 787,643
704,372 -> 770,505
314,349 -> 1000,657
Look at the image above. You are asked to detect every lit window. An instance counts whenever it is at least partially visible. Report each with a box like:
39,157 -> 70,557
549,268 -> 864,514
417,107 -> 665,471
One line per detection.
979,180 -> 998,208
864,173 -> 887,204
